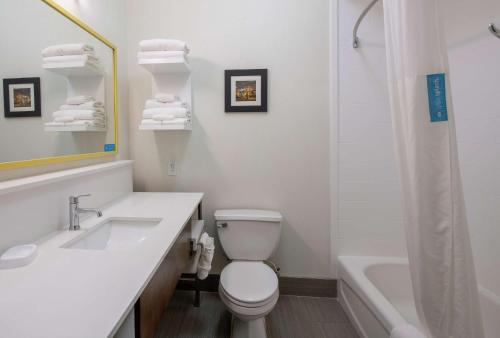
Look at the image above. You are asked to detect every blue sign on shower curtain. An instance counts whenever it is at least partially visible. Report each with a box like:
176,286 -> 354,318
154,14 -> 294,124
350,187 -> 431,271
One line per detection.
426,73 -> 448,122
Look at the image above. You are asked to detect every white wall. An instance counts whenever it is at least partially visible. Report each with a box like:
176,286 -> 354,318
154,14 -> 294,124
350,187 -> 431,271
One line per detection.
336,0 -> 500,296
0,0 -> 129,181
126,0 -> 332,278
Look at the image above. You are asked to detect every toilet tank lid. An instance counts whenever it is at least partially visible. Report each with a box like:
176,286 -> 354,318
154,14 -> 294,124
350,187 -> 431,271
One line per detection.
214,209 -> 282,222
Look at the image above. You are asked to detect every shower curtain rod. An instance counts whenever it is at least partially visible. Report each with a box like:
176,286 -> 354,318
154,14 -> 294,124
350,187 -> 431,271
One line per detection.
353,0 -> 500,48
489,23 -> 500,39
352,0 -> 379,48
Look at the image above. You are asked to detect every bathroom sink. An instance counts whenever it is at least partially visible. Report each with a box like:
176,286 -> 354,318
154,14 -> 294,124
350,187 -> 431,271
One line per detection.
62,217 -> 162,251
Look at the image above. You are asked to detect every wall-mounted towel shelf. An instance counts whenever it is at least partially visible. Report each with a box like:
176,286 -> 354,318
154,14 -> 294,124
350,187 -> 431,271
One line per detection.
44,125 -> 107,132
138,43 -> 193,132
138,122 -> 192,131
139,58 -> 190,74
43,61 -> 104,77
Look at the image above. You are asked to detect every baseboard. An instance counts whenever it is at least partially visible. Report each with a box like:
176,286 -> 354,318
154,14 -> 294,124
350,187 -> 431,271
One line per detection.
279,277 -> 337,297
178,273 -> 337,298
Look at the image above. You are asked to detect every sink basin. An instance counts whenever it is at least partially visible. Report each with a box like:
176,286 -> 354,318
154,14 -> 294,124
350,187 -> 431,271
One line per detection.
62,217 -> 162,251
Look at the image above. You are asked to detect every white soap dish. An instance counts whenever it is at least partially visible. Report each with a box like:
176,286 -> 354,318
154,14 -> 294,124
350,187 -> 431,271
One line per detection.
0,244 -> 38,269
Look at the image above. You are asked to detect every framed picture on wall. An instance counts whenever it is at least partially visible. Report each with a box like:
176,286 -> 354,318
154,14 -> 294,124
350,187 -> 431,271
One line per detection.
225,69 -> 268,112
3,77 -> 41,118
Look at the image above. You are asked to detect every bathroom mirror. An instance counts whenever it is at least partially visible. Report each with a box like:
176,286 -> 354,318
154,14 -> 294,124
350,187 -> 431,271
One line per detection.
0,0 -> 118,169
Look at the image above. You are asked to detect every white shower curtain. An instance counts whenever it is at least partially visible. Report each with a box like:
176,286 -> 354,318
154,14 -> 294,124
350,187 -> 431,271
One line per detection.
382,1 -> 484,337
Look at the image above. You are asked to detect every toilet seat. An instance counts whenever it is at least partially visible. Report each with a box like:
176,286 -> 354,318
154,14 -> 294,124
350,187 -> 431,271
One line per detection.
220,283 -> 279,309
220,261 -> 278,306
219,283 -> 279,322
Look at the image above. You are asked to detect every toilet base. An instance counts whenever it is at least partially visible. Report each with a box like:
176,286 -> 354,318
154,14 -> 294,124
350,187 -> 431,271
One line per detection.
231,315 -> 267,338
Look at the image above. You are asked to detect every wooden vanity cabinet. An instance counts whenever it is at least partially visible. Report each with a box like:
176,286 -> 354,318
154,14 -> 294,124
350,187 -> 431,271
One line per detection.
134,218 -> 192,338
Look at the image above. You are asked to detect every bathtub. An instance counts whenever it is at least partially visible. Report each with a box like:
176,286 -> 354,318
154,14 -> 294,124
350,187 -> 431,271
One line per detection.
338,256 -> 500,338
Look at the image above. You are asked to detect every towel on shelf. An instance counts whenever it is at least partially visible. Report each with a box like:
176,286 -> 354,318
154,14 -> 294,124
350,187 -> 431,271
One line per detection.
45,120 -> 105,127
59,104 -> 104,111
42,43 -> 94,57
45,122 -> 65,127
197,233 -> 215,280
141,118 -> 189,125
43,54 -> 99,64
145,99 -> 187,109
137,51 -> 186,60
152,116 -> 188,123
140,119 -> 161,125
66,95 -> 95,105
154,93 -> 178,103
53,116 -> 75,123
54,109 -> 98,117
142,107 -> 189,119
65,120 -> 105,127
390,324 -> 426,338
54,115 -> 105,123
139,39 -> 189,53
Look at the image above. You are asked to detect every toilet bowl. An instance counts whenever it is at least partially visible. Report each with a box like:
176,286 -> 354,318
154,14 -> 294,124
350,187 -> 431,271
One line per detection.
220,261 -> 279,337
215,209 -> 282,338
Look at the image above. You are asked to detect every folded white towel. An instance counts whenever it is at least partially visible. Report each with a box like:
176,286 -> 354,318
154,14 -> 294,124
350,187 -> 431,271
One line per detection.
66,95 -> 95,105
59,104 -> 104,112
54,116 -> 105,123
139,39 -> 189,53
143,107 -> 189,119
154,93 -> 178,103
66,120 -> 105,127
390,324 -> 426,338
141,119 -> 189,125
137,51 -> 186,60
152,116 -> 189,123
53,109 -> 104,118
53,116 -> 75,123
54,116 -> 106,124
45,122 -> 65,127
43,54 -> 99,64
45,120 -> 105,127
141,119 -> 162,125
42,43 -> 94,57
145,99 -> 187,109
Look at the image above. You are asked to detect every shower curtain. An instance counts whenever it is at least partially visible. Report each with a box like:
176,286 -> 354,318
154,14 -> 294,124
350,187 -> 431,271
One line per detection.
382,1 -> 484,337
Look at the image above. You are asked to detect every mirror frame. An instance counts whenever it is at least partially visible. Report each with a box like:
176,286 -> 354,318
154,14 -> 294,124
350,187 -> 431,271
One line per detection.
0,0 -> 118,170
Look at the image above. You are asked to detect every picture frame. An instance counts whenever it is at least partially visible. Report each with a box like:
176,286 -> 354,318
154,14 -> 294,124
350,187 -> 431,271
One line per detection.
3,77 -> 41,118
225,69 -> 268,112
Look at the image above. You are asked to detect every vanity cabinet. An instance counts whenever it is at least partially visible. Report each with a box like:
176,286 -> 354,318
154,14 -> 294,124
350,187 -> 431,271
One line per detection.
134,218 -> 191,338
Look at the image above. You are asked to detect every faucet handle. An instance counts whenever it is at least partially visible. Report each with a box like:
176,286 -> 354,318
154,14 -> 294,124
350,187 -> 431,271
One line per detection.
69,194 -> 91,203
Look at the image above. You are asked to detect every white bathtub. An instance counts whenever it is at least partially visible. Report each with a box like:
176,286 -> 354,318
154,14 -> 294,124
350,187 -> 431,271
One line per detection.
338,256 -> 500,338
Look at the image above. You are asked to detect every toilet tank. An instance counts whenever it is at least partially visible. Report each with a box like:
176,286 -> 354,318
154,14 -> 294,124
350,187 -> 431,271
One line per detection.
215,209 -> 282,261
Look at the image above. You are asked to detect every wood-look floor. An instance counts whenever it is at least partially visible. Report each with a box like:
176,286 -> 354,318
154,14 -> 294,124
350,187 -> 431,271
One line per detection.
155,291 -> 359,338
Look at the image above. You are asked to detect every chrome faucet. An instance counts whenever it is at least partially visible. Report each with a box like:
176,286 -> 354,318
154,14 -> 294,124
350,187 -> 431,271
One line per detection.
69,194 -> 103,231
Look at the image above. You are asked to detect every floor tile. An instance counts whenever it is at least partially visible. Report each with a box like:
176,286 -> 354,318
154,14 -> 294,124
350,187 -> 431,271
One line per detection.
156,291 -> 358,338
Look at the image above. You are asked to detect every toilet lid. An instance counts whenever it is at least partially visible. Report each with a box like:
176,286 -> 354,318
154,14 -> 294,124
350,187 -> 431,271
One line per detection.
220,261 -> 278,304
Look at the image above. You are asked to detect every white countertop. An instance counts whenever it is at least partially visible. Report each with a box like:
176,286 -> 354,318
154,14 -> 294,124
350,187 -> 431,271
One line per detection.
0,192 -> 203,338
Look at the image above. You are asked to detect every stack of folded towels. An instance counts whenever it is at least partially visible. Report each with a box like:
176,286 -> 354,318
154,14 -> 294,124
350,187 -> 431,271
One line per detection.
141,93 -> 191,127
137,39 -> 189,61
45,95 -> 106,129
42,43 -> 99,67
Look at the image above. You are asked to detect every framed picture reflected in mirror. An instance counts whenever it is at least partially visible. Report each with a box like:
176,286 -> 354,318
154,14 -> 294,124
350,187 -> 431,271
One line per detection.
3,77 -> 41,118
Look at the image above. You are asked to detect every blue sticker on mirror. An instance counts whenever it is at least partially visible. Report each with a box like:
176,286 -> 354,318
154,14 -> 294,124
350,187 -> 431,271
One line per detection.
426,73 -> 448,122
104,144 -> 116,152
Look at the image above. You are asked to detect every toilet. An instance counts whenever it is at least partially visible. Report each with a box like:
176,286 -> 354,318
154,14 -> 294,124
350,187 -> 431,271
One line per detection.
215,209 -> 282,338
